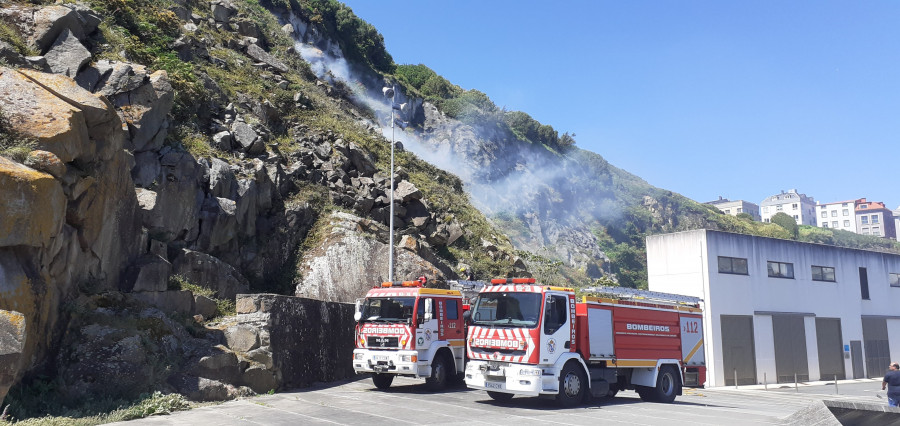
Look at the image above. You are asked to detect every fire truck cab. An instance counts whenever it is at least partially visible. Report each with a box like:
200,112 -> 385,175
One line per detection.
353,278 -> 467,390
464,278 -> 705,407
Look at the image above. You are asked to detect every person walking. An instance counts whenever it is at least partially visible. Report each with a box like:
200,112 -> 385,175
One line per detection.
883,362 -> 900,407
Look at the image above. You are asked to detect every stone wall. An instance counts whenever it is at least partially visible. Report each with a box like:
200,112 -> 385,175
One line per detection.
234,294 -> 355,390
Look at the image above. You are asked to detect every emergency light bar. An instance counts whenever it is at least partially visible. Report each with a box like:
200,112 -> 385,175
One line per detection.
489,278 -> 536,285
378,276 -> 428,288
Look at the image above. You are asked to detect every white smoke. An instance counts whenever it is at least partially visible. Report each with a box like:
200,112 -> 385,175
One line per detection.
283,12 -> 621,272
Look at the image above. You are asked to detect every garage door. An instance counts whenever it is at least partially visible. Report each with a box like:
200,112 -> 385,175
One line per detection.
862,317 -> 890,378
815,318 -> 845,380
772,315 -> 809,383
721,315 -> 757,386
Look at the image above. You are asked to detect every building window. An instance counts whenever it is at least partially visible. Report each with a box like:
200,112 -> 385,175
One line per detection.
794,215 -> 799,220
767,261 -> 794,279
776,205 -> 783,211
811,266 -> 836,282
860,204 -> 868,209
718,256 -> 749,275
842,203 -> 848,207
861,216 -> 869,224
823,223 -> 829,228
737,208 -> 743,213
725,209 -> 731,214
872,215 -> 879,224
843,209 -> 849,216
792,203 -> 798,209
832,221 -> 838,228
873,226 -> 880,234
831,210 -> 837,217
862,228 -> 869,235
844,220 -> 850,227
821,211 -> 827,218
860,267 -> 870,300
890,273 -> 900,288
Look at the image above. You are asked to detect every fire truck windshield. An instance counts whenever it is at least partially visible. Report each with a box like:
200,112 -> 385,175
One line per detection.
361,297 -> 416,322
470,292 -> 542,328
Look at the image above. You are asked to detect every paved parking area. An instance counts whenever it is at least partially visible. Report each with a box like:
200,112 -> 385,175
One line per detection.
112,377 -> 888,425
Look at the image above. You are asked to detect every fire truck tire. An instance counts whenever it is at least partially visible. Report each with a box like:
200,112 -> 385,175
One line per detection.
372,373 -> 394,390
556,362 -> 587,407
650,365 -> 680,403
487,391 -> 514,402
426,354 -> 450,390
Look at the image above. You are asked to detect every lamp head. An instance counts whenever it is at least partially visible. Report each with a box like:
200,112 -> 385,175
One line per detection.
382,86 -> 394,98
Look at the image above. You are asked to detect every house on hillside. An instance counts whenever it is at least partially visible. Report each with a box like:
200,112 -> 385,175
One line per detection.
855,199 -> 896,239
816,199 -> 862,233
705,197 -> 761,221
760,189 -> 816,226
647,229 -> 900,387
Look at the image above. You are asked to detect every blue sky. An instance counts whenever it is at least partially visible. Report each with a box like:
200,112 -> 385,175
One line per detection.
342,1 -> 900,211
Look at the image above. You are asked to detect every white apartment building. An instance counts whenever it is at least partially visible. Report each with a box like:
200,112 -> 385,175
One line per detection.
895,208 -> 900,242
760,189 -> 817,226
647,230 -> 900,387
705,197 -> 761,221
816,200 -> 860,233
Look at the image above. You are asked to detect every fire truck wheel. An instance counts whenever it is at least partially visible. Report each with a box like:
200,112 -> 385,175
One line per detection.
650,365 -> 680,403
372,373 -> 394,389
556,362 -> 587,407
487,391 -> 514,402
426,354 -> 449,390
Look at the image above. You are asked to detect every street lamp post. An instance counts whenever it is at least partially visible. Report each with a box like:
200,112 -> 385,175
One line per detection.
383,85 -> 396,282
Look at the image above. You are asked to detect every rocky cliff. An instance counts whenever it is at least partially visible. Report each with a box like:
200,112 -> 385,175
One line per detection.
0,0 -> 526,413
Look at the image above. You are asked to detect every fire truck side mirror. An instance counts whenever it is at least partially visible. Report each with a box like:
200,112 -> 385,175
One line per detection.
463,309 -> 472,324
354,298 -> 364,322
424,298 -> 434,322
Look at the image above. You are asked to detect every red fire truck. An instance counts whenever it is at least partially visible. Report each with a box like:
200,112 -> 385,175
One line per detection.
464,278 -> 705,406
352,278 -> 468,390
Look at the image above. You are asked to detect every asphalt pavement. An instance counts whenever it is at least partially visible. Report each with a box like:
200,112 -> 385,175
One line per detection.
109,376 -> 890,425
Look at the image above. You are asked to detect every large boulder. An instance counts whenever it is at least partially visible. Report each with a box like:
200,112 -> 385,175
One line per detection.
245,44 -> 289,74
171,249 -> 249,299
18,68 -> 124,160
43,28 -> 91,77
0,67 -> 88,162
0,157 -> 66,248
0,310 -> 26,405
31,5 -> 84,53
141,151 -> 203,242
118,70 -> 174,152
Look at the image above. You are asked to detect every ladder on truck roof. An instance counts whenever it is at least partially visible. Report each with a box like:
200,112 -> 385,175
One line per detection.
582,286 -> 702,307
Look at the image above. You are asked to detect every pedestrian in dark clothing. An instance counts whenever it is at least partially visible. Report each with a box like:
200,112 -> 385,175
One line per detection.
883,362 -> 900,407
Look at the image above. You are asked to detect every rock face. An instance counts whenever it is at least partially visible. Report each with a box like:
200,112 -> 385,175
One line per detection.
293,212 -> 454,303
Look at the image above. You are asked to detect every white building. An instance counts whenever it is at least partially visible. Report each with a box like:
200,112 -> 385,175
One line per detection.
705,197 -> 761,221
647,230 -> 900,387
895,208 -> 900,242
760,189 -> 817,226
816,200 -> 860,233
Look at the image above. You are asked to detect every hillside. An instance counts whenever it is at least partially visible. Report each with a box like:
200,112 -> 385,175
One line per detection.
1,0 -> 899,421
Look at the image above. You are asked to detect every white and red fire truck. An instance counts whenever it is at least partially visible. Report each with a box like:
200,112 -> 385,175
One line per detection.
465,278 -> 705,406
352,278 -> 468,390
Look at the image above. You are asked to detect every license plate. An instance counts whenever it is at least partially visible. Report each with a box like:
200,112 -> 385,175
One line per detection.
485,381 -> 505,390
374,355 -> 390,361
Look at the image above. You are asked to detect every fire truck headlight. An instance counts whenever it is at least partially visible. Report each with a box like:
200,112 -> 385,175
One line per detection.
354,353 -> 364,360
401,355 -> 417,363
519,368 -> 542,376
